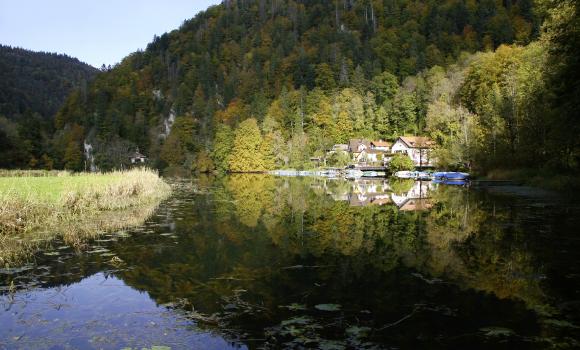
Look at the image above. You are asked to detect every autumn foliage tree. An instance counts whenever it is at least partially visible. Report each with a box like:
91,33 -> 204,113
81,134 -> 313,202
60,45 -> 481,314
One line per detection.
229,118 -> 269,172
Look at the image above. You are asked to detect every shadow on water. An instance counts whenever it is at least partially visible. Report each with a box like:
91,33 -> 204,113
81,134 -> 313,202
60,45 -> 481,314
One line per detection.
1,175 -> 580,349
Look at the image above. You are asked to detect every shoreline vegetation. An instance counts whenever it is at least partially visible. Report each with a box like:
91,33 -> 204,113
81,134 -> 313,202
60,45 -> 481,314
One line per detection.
0,168 -> 171,266
218,166 -> 577,194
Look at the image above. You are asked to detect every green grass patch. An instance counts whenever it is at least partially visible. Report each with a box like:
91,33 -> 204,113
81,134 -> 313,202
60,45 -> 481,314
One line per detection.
0,173 -> 126,203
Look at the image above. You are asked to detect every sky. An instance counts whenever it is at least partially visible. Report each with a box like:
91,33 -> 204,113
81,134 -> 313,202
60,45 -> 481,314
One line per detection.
0,0 -> 221,67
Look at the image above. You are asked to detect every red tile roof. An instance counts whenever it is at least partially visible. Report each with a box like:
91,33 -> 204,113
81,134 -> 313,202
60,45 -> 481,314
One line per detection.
398,136 -> 435,148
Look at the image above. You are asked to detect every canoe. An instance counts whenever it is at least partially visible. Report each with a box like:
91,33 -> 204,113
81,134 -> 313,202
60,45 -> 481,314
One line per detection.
433,172 -> 470,180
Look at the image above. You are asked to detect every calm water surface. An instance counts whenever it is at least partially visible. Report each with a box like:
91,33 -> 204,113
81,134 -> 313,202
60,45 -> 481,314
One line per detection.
1,175 -> 579,349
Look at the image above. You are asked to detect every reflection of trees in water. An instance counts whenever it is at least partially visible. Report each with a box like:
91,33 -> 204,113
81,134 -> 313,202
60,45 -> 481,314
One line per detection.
220,176 -> 547,310
422,186 -> 545,310
3,176 -> 574,348
224,174 -> 277,227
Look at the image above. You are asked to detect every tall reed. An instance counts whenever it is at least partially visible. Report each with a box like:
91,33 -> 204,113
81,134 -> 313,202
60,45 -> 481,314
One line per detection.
0,168 -> 171,266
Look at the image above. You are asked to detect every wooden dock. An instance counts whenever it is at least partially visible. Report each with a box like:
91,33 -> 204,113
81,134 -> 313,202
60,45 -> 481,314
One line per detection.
357,166 -> 389,172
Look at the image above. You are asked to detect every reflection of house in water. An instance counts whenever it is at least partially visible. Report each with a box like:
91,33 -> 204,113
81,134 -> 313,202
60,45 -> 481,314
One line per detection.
369,194 -> 392,206
324,178 -> 392,206
349,179 -> 392,206
397,198 -> 433,211
391,181 -> 435,211
324,178 -> 435,210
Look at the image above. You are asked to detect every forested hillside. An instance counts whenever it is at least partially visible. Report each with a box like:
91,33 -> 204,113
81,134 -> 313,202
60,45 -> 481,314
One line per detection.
0,45 -> 98,168
23,0 -> 580,174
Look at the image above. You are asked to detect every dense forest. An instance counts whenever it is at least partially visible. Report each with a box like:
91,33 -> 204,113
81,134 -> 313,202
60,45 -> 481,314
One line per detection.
0,45 -> 98,168
3,0 -> 579,176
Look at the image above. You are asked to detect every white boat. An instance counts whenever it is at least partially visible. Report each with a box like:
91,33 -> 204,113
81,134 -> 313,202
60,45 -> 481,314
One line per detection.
363,171 -> 385,177
345,169 -> 364,179
416,171 -> 432,180
394,171 -> 416,179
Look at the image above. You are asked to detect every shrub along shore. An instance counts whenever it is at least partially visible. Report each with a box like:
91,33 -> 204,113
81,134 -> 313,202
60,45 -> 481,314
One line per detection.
0,168 -> 171,266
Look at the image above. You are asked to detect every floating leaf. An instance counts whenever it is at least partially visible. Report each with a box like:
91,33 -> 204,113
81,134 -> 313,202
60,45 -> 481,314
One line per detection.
280,303 -> 307,311
281,316 -> 312,326
480,326 -> 515,337
315,304 -> 341,312
87,248 -> 109,254
346,326 -> 371,338
318,339 -> 346,350
544,319 -> 580,329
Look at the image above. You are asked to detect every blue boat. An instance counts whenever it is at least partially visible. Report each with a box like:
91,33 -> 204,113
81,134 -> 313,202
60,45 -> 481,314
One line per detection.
433,172 -> 470,181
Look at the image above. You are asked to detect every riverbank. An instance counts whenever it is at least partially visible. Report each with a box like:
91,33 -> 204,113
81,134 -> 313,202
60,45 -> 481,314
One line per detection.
0,168 -> 171,265
481,168 -> 579,193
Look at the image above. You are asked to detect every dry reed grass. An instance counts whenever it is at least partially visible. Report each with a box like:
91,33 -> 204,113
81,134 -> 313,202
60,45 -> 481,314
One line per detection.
0,168 -> 171,266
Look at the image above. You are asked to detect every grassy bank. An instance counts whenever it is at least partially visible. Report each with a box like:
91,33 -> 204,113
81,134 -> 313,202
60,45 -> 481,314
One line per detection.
0,168 -> 171,265
481,168 -> 579,193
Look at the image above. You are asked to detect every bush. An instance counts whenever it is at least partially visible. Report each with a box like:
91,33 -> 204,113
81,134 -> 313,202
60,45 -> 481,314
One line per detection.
327,151 -> 351,167
192,150 -> 214,173
389,154 -> 415,173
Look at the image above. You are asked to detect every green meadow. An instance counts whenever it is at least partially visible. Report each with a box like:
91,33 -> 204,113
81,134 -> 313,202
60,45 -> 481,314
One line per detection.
0,172 -> 126,203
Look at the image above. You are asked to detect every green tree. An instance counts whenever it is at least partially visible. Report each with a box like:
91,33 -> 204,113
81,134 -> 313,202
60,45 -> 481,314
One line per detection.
160,133 -> 185,166
63,141 -> 83,171
193,149 -> 214,173
212,124 -> 234,173
389,154 -> 415,172
315,63 -> 336,91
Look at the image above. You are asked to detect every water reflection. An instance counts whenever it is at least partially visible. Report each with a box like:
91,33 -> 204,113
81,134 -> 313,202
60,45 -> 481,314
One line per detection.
0,273 -> 243,350
1,175 -> 579,349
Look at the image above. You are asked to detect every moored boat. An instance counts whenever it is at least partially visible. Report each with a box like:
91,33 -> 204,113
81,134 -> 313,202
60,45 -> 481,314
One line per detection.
433,178 -> 469,186
433,172 -> 470,180
345,169 -> 364,179
394,171 -> 415,179
416,171 -> 432,180
362,171 -> 386,177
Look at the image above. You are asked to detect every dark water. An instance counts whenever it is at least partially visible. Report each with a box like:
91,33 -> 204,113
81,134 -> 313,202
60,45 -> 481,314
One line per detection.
1,175 -> 579,349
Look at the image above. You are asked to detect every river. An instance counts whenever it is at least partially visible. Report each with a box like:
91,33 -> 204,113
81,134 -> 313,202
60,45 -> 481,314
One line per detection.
1,175 -> 579,349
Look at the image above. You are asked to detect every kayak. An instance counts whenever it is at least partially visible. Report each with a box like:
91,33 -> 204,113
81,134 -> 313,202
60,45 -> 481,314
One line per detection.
433,172 -> 470,180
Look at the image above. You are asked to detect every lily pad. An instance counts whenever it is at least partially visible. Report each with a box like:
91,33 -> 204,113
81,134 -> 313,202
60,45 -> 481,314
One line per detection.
318,339 -> 346,350
480,326 -> 515,337
544,319 -> 580,329
43,251 -> 60,256
315,303 -> 342,312
281,316 -> 312,326
346,326 -> 371,338
280,303 -> 307,311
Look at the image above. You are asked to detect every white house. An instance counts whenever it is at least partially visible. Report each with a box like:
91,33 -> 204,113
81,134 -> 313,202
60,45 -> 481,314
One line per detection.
370,140 -> 392,152
391,136 -> 436,167
348,139 -> 371,163
129,150 -> 148,164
